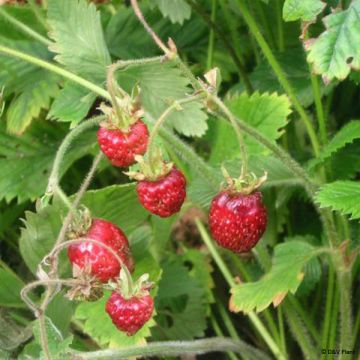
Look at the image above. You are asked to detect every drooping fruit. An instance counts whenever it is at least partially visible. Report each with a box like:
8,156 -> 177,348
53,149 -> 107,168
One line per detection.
106,291 -> 154,335
136,167 -> 187,217
97,119 -> 149,167
67,218 -> 134,283
209,191 -> 267,253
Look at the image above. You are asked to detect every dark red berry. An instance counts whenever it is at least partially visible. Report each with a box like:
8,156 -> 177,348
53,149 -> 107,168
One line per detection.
68,219 -> 134,282
136,168 -> 186,217
209,191 -> 267,253
106,292 -> 154,335
97,120 -> 149,167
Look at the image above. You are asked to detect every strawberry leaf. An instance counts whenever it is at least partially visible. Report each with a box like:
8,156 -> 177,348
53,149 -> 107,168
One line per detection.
315,181 -> 360,220
154,0 -> 191,25
230,241 -> 318,313
307,1 -> 360,82
283,0 -> 326,22
47,0 -> 111,83
117,63 -> 208,137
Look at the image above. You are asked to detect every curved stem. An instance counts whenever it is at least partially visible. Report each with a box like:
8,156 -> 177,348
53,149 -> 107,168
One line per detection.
233,0 -> 320,157
46,116 -> 104,195
0,45 -> 110,100
74,337 -> 271,360
195,219 -> 286,360
185,0 -> 253,94
147,95 -> 202,165
210,95 -> 248,178
0,7 -> 51,46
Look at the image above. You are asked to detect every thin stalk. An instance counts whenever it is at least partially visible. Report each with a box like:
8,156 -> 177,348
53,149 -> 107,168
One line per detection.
328,283 -> 339,356
310,73 -> 327,146
275,0 -> 284,52
207,0 -> 217,70
0,45 -> 110,100
147,95 -> 202,164
185,0 -> 253,94
46,116 -> 104,195
195,219 -> 286,360
0,7 -> 51,46
234,0 -> 320,156
277,307 -> 287,357
54,187 -> 77,216
321,264 -> 335,352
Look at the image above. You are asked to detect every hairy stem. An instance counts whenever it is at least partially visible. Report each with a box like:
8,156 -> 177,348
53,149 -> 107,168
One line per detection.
46,116 -> 104,195
74,337 -> 272,360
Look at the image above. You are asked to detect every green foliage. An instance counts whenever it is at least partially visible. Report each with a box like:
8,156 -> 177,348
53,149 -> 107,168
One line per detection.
153,254 -> 209,340
47,0 -> 111,83
0,122 -> 96,203
154,0 -> 191,24
117,63 -> 208,137
315,181 -> 360,220
230,241 -> 318,313
307,0 -> 360,81
283,0 -> 325,22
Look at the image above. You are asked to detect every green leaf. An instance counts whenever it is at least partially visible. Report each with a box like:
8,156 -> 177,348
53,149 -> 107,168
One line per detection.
331,141 -> 360,180
283,0 -> 325,22
315,181 -> 360,220
215,92 -> 291,157
310,121 -> 360,168
0,265 -> 24,308
230,241 -> 318,313
117,63 -> 208,137
19,184 -> 149,274
153,255 -> 208,340
155,0 -> 191,24
0,121 -> 96,203
33,317 -> 73,359
48,83 -> 96,127
6,74 -> 59,134
47,0 -> 111,83
307,1 -> 360,82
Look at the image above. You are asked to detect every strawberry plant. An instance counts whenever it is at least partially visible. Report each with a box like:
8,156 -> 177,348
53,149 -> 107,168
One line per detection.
0,0 -> 360,359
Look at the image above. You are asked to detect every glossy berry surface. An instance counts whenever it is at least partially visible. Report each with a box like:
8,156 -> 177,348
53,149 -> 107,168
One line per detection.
97,120 -> 149,167
106,292 -> 154,335
209,191 -> 267,253
136,168 -> 186,217
67,219 -> 134,282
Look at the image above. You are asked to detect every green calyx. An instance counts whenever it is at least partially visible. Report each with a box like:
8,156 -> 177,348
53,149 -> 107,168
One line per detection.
125,149 -> 173,182
108,269 -> 153,300
221,166 -> 267,195
66,206 -> 93,239
100,85 -> 143,132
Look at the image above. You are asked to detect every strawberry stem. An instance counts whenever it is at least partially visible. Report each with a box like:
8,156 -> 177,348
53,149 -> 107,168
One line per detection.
147,94 -> 203,174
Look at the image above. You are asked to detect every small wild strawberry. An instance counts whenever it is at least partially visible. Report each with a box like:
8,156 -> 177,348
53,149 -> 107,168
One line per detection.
97,119 -> 149,167
209,169 -> 267,253
106,271 -> 154,335
67,216 -> 134,283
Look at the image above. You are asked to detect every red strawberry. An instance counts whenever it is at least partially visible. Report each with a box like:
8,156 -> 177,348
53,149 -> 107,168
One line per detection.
209,191 -> 267,253
106,291 -> 154,335
136,167 -> 186,217
97,119 -> 149,167
68,219 -> 134,283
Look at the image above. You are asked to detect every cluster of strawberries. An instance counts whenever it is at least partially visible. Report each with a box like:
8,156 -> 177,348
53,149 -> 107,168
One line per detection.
67,100 -> 267,335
